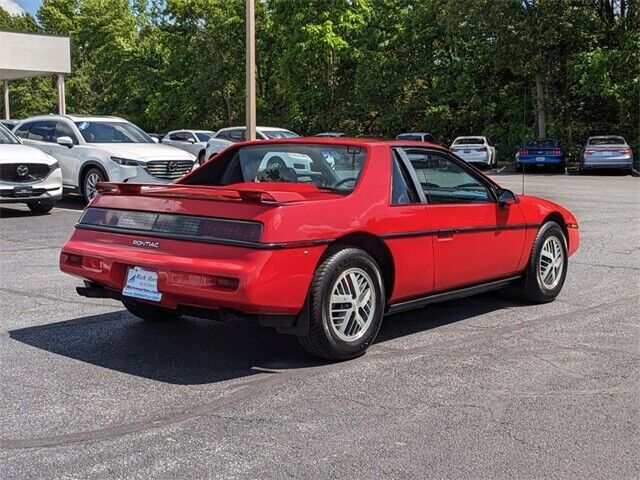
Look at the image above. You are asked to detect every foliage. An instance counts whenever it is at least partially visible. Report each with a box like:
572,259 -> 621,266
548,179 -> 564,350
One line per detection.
1,0 -> 638,163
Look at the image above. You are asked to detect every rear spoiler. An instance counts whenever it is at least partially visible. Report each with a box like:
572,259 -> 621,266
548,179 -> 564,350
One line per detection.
94,182 -> 307,204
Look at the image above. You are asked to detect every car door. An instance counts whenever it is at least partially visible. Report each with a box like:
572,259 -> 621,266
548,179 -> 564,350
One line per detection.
386,151 -> 435,300
49,121 -> 81,187
22,120 -> 56,154
400,147 -> 527,291
182,131 -> 200,156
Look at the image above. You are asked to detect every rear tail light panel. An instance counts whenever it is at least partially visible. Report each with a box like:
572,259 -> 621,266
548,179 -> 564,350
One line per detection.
77,208 -> 263,245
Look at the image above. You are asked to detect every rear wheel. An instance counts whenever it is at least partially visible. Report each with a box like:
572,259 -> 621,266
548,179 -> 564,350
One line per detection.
123,300 -> 182,322
299,247 -> 385,360
82,167 -> 106,203
27,200 -> 54,214
197,150 -> 206,165
515,221 -> 568,303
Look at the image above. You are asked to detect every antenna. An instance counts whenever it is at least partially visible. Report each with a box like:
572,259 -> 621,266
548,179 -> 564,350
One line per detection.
521,84 -> 527,195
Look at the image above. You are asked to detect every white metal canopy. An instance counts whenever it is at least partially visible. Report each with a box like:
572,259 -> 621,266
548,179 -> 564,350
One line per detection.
0,30 -> 71,119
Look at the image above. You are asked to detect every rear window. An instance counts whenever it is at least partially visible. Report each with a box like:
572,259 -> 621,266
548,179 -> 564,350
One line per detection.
182,143 -> 367,193
260,130 -> 299,139
526,139 -> 560,147
453,138 -> 484,145
588,136 -> 625,146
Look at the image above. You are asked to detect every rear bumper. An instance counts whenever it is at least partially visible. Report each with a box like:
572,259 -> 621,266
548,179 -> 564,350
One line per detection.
581,156 -> 632,169
60,230 -> 325,316
518,156 -> 564,165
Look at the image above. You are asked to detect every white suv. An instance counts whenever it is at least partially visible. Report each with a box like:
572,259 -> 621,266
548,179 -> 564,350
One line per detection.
14,115 -> 196,202
0,123 -> 62,213
161,129 -> 217,164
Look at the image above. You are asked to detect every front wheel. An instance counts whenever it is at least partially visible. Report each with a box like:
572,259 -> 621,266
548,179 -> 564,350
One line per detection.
27,200 -> 54,214
516,221 -> 568,303
82,167 -> 106,203
299,247 -> 385,360
197,151 -> 206,165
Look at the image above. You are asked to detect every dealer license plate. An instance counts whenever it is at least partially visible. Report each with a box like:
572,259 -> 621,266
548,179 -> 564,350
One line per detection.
123,266 -> 162,302
536,156 -> 546,162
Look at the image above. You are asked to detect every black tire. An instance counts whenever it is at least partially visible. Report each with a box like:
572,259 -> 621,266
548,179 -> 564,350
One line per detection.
515,221 -> 568,303
197,151 -> 206,165
82,167 -> 107,203
123,300 -> 182,322
299,247 -> 385,361
27,200 -> 54,214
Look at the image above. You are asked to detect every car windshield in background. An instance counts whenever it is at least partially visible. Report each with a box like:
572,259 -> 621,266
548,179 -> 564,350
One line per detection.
183,144 -> 366,193
454,138 -> 484,145
195,132 -> 214,142
0,124 -> 19,144
75,121 -> 153,143
589,137 -> 625,146
261,130 -> 299,139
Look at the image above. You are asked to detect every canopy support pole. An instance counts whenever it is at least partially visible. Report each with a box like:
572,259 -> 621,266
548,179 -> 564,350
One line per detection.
57,74 -> 66,115
3,80 -> 9,120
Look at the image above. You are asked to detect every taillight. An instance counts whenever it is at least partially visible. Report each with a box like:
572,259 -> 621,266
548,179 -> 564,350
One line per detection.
476,146 -> 487,152
584,149 -> 595,155
520,148 -> 528,155
170,271 -> 239,291
551,149 -> 562,155
619,148 -> 632,156
78,207 -> 263,244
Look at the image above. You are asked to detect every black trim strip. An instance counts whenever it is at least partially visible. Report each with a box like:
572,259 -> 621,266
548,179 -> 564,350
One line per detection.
381,223 -> 540,240
386,276 -> 521,315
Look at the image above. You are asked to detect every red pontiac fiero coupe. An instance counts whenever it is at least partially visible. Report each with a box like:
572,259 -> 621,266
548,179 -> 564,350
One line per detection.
60,138 -> 579,360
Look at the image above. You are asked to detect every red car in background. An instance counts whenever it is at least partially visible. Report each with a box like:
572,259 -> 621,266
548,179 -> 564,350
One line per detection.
60,138 -> 579,360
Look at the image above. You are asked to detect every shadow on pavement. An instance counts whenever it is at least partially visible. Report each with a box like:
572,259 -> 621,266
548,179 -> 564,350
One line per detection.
9,292 -> 524,385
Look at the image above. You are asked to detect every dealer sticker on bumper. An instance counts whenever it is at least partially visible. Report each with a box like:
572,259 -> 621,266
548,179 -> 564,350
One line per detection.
123,266 -> 162,302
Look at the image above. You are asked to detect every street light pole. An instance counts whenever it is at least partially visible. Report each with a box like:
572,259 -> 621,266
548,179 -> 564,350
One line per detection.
245,0 -> 256,141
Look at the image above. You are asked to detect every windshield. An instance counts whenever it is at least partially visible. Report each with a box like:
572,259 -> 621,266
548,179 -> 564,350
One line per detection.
182,143 -> 367,193
454,138 -> 484,145
589,136 -> 625,146
195,132 -> 214,142
75,121 -> 153,143
0,124 -> 19,144
260,130 -> 299,139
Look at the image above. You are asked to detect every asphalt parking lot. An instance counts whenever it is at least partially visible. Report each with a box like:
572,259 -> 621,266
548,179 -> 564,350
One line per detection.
1,172 -> 638,479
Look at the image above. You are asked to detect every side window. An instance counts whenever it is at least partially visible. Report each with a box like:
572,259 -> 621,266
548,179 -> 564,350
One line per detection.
184,132 -> 196,141
28,121 -> 56,142
405,149 -> 491,204
229,129 -> 246,141
216,131 -> 229,140
53,122 -> 77,143
14,122 -> 33,139
169,131 -> 184,141
391,154 -> 420,205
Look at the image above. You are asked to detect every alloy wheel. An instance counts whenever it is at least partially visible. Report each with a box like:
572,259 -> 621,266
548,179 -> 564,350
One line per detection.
84,171 -> 102,201
538,236 -> 564,289
328,267 -> 376,342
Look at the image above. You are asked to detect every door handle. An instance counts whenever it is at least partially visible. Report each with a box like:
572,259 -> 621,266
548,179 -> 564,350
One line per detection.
436,229 -> 455,240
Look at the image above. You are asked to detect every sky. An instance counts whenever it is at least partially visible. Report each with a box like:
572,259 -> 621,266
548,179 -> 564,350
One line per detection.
3,0 -> 41,16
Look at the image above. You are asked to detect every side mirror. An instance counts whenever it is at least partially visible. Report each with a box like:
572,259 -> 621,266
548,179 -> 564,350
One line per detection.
187,138 -> 196,144
497,188 -> 518,209
56,136 -> 74,148
151,137 -> 160,143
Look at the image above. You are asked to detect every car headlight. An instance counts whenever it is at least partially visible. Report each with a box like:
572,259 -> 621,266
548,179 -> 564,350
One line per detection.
110,157 -> 143,166
50,161 -> 60,170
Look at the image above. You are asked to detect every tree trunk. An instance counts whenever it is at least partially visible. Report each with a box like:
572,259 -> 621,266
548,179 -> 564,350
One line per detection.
535,72 -> 546,139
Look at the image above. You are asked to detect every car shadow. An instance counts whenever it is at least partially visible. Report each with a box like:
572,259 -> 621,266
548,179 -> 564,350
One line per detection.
0,205 -> 41,218
8,292 -> 525,385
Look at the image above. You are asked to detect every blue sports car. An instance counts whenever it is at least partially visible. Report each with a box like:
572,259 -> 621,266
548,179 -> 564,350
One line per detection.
516,139 -> 566,173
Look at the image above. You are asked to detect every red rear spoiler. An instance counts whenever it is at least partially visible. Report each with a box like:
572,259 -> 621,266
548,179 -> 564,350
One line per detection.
94,182 -> 307,204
